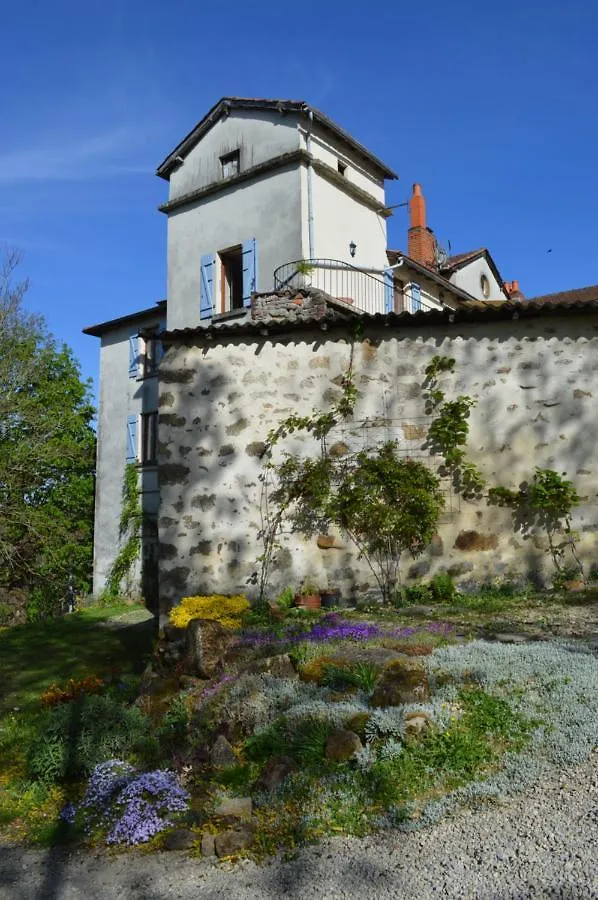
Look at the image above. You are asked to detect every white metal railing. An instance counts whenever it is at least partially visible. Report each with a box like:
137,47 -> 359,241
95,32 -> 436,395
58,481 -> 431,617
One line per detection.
273,259 -> 442,316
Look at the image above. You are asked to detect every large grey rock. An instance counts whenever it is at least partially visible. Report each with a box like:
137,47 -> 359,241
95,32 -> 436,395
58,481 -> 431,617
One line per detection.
325,728 -> 362,762
370,659 -> 430,707
213,797 -> 252,822
210,734 -> 237,768
246,653 -> 297,679
214,824 -> 255,857
162,829 -> 197,851
185,618 -> 237,678
254,755 -> 296,793
201,832 -> 215,857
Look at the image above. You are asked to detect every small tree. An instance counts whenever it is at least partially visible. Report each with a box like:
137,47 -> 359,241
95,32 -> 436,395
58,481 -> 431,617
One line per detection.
332,445 -> 444,602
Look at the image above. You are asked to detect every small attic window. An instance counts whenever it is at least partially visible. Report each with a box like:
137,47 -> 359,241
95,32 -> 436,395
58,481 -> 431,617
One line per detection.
480,274 -> 490,298
220,150 -> 240,179
337,160 -> 347,176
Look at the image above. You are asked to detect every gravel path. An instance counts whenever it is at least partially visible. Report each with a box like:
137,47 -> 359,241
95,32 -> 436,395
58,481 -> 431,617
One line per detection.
1,752 -> 596,900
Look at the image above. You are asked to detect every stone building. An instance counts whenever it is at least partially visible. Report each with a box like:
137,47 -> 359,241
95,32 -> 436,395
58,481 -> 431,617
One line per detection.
84,96 -> 598,610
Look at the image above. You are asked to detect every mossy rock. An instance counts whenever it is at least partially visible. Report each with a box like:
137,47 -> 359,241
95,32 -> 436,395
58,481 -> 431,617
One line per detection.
344,712 -> 371,741
370,659 -> 430,707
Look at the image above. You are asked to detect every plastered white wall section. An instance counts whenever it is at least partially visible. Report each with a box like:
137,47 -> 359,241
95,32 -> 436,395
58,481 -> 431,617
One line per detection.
310,170 -> 388,272
166,165 -> 304,330
309,127 -> 385,197
93,320 -> 162,595
157,313 -> 598,611
450,256 -> 503,300
167,110 -> 301,203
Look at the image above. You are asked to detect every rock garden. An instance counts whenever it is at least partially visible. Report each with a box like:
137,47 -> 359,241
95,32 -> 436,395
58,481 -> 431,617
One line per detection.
3,584 -> 597,864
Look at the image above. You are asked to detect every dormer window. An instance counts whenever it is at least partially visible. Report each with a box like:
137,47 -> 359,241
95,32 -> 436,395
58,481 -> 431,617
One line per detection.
220,149 -> 240,179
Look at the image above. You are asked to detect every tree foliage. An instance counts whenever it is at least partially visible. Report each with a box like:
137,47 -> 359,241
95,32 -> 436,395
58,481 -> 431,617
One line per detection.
0,250 -> 96,617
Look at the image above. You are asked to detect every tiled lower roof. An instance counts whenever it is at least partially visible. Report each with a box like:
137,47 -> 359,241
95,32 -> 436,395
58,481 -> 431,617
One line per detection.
161,293 -> 598,343
526,284 -> 598,305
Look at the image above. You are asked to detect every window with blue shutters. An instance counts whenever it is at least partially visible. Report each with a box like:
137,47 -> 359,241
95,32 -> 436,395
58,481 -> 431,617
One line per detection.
126,415 -> 138,463
383,269 -> 394,314
200,254 -> 215,320
242,238 -> 257,307
411,282 -> 421,312
128,334 -> 139,378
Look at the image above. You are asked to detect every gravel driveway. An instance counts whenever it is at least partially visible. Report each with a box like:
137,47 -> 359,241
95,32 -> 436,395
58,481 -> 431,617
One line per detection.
1,752 -> 596,900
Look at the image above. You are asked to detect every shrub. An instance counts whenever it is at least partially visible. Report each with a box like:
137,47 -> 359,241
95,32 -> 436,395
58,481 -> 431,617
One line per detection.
431,573 -> 457,603
169,594 -> 250,629
28,695 -> 156,783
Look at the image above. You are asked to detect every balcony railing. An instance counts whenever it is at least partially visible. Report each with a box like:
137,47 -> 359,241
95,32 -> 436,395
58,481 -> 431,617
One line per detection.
273,258 -> 442,316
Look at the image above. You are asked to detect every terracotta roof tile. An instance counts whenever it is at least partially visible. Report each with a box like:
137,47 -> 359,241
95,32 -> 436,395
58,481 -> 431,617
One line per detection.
527,284 -> 598,305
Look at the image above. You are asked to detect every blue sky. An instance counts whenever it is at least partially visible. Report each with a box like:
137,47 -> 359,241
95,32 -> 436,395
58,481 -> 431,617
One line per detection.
2,0 -> 597,405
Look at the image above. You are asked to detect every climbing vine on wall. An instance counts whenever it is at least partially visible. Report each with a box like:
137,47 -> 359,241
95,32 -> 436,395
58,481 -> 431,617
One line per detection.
423,355 -> 486,500
488,467 -> 584,586
105,463 -> 142,598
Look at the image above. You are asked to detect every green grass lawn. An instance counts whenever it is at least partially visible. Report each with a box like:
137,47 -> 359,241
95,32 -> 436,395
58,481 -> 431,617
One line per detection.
0,604 -> 156,714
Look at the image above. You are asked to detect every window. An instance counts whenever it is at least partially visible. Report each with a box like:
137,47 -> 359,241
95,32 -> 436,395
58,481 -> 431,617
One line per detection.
219,246 -> 244,311
140,334 -> 161,377
140,412 -> 158,465
337,160 -> 347,176
480,274 -> 490,298
220,149 -> 240,179
200,239 -> 257,319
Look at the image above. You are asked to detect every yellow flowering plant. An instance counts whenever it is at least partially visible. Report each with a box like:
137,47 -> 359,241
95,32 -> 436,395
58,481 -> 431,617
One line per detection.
169,594 -> 250,630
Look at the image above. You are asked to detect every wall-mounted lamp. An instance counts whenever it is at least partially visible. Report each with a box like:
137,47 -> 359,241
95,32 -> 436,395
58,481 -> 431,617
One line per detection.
349,241 -> 357,258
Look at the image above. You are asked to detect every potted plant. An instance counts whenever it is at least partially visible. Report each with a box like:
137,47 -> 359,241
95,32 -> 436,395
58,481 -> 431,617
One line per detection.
320,586 -> 342,609
295,579 -> 321,610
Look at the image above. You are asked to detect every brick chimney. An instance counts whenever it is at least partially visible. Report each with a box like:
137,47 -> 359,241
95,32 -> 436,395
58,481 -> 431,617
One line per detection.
408,183 -> 436,268
503,280 -> 525,301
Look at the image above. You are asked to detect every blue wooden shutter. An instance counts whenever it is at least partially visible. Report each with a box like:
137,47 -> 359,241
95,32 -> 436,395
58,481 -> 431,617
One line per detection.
200,254 -> 215,320
128,335 -> 139,378
126,415 -> 138,463
411,282 -> 421,312
242,238 -> 257,307
383,269 -> 394,313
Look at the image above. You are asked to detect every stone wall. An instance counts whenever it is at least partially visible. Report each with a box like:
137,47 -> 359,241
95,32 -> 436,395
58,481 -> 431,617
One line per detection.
157,311 -> 598,612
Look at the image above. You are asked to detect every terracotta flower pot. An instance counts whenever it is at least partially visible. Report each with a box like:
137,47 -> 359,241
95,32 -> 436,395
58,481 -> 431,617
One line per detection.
295,593 -> 321,610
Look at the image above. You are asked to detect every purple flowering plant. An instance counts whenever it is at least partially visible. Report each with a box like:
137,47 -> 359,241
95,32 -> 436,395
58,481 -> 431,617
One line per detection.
60,759 -> 190,846
240,612 -> 451,649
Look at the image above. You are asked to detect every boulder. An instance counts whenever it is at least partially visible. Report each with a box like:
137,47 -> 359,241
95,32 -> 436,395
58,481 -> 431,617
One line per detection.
214,824 -> 255,857
246,653 -> 297,679
404,711 -> 433,737
370,659 -> 430,707
325,728 -> 363,762
253,755 -> 296,793
213,797 -> 252,822
201,832 -> 216,857
162,828 -> 197,851
344,712 -> 371,742
210,735 -> 237,769
185,618 -> 237,678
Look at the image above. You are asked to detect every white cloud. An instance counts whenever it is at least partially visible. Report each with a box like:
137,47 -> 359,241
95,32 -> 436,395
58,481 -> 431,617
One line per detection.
0,123 -> 159,183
